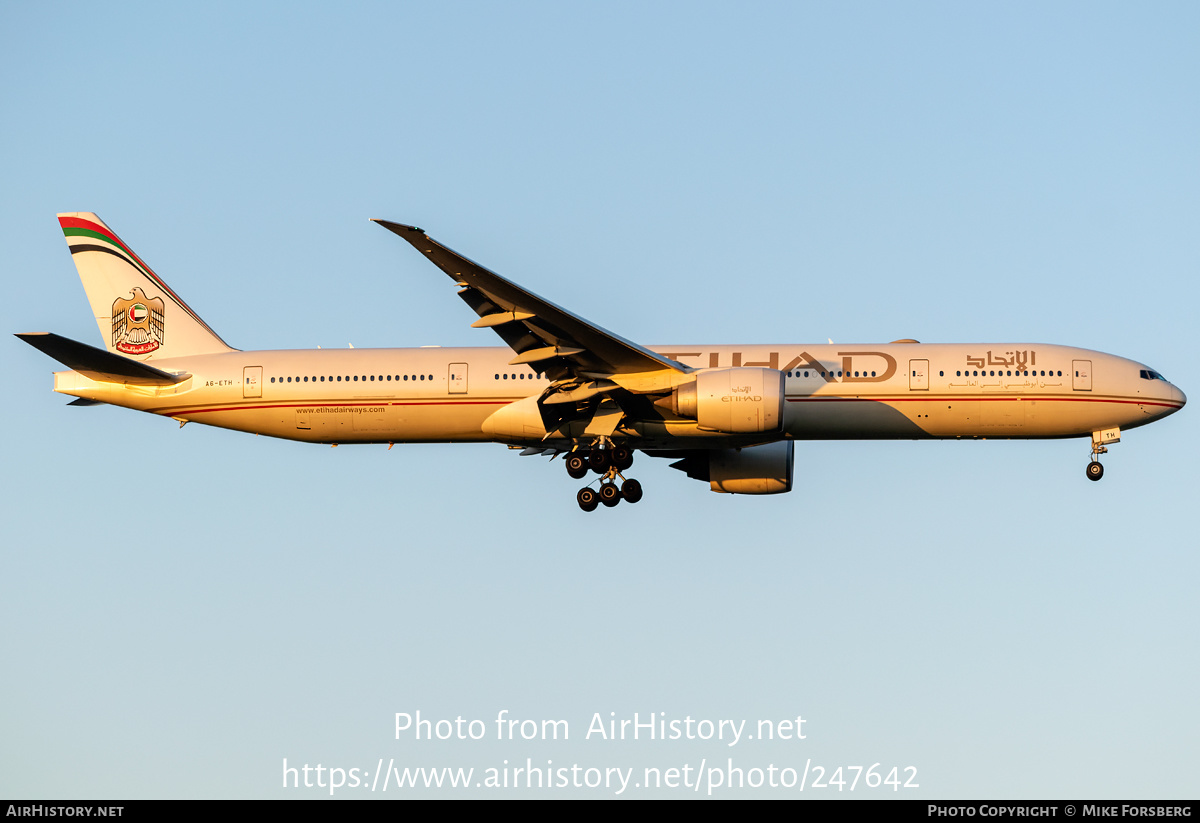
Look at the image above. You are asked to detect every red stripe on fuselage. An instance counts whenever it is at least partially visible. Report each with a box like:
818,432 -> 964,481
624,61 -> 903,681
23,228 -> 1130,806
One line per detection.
785,396 -> 1182,409
153,399 -> 510,416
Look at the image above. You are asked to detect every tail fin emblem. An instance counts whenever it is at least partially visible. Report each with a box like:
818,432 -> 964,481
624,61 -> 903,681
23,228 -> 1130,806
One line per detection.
112,287 -> 165,354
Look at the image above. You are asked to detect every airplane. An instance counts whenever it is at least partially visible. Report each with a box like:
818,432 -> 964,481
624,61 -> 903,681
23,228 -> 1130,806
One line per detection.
18,213 -> 1187,511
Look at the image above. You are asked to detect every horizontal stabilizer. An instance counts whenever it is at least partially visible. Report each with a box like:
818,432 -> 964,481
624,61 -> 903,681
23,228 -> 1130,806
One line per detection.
67,397 -> 106,406
15,332 -> 188,385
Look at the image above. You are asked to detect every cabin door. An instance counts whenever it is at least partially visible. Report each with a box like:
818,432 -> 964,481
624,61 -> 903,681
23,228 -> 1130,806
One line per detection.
1072,360 -> 1092,391
243,366 -> 262,398
448,363 -> 468,394
909,359 -> 929,391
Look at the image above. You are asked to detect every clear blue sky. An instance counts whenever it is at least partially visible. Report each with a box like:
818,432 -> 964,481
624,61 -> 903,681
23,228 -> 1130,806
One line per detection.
2,1 -> 1197,798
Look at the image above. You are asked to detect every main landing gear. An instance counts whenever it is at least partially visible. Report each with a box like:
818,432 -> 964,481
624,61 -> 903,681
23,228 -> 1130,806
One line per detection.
569,444 -> 642,511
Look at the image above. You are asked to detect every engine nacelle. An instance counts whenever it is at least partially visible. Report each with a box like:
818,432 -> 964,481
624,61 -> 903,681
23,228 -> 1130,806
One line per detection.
673,367 -> 785,433
710,441 -> 794,494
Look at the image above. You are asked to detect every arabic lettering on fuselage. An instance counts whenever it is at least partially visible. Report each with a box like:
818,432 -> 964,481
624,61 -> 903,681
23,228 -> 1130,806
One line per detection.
965,350 -> 1037,371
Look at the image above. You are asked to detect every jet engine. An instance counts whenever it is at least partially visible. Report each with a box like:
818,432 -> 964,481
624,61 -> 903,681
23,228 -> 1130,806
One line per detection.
669,440 -> 795,494
669,367 -> 785,433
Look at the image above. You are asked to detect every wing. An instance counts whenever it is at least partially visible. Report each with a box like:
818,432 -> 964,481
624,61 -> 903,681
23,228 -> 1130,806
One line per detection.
372,221 -> 689,381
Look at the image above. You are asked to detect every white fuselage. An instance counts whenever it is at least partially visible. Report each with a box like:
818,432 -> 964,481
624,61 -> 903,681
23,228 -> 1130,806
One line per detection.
49,342 -> 1186,448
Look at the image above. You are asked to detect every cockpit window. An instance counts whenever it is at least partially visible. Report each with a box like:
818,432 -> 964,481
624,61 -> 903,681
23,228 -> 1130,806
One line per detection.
1139,369 -> 1168,381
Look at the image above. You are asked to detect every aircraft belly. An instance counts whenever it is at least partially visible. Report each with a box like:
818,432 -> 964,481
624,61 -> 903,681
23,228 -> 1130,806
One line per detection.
980,399 -> 1025,431
382,401 -> 497,442
779,395 -> 1147,440
1022,397 -> 1143,437
781,396 -> 1131,439
784,398 -> 929,439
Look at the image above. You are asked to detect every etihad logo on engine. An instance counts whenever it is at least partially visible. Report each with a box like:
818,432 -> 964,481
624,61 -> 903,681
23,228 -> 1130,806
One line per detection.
724,385 -> 762,401
112,287 -> 165,355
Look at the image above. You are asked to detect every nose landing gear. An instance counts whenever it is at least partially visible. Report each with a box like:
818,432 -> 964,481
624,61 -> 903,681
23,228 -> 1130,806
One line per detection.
1085,427 -> 1120,482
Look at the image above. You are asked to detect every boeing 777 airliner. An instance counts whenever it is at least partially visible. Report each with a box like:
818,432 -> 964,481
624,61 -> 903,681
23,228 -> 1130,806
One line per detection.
18,213 -> 1186,511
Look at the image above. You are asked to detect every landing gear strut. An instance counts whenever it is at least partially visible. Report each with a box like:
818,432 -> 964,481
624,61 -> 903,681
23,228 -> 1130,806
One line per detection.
1086,428 -> 1118,482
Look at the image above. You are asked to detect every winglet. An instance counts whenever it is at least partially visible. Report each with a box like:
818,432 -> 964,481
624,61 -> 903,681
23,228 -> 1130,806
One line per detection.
371,219 -> 423,236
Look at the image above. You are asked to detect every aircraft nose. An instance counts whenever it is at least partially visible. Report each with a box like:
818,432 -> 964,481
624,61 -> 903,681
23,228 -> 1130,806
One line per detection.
1174,383 -> 1187,408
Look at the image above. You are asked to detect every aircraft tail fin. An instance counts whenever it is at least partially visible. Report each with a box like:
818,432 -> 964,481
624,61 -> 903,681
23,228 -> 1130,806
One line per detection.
58,212 -> 234,359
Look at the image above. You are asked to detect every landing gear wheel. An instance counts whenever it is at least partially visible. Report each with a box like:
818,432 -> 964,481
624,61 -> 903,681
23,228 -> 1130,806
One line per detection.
588,448 -> 610,473
620,478 -> 643,504
1086,461 -> 1104,482
611,446 -> 634,471
599,482 -> 621,507
577,487 -> 599,512
565,453 -> 588,480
